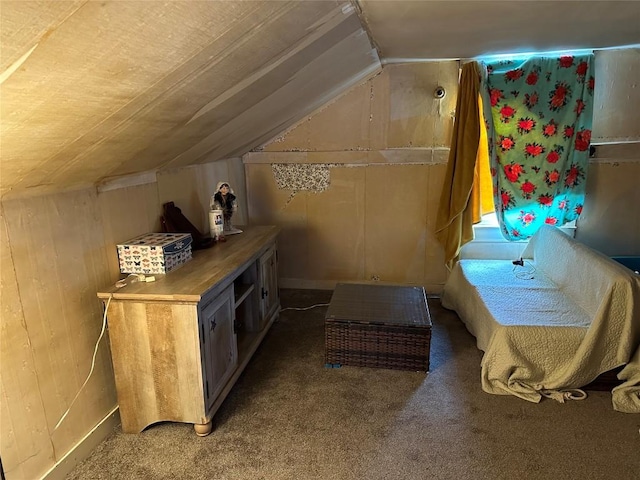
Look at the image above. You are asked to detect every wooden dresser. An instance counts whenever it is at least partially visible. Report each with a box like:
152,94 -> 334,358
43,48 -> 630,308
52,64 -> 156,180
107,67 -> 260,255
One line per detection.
97,226 -> 280,436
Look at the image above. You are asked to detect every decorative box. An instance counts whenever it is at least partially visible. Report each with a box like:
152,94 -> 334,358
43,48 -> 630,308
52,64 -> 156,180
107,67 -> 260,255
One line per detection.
117,232 -> 192,274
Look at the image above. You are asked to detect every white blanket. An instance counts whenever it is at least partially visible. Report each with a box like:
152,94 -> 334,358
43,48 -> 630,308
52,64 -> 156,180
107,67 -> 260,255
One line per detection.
612,344 -> 640,413
442,226 -> 640,411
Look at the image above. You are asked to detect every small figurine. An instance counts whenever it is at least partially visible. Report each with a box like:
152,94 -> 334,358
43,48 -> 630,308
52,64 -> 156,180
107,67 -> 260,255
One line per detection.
210,181 -> 242,235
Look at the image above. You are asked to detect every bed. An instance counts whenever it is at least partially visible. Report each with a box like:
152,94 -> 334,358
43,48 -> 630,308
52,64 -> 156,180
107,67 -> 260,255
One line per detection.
441,225 -> 640,411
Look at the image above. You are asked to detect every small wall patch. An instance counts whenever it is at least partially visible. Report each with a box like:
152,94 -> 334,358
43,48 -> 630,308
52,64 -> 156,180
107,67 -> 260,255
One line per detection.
271,163 -> 331,192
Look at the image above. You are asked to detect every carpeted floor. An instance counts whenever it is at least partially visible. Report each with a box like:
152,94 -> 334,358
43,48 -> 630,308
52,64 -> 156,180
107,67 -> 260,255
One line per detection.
67,289 -> 640,480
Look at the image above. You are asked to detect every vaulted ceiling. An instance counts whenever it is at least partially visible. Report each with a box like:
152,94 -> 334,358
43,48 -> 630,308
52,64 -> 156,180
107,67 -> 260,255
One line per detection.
1,1 -> 639,199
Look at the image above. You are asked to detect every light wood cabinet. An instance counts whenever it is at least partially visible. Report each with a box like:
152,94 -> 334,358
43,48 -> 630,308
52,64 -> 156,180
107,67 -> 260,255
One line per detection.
97,226 -> 279,436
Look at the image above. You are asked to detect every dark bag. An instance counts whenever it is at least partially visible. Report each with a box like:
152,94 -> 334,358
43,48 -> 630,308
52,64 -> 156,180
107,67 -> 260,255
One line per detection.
161,201 -> 215,250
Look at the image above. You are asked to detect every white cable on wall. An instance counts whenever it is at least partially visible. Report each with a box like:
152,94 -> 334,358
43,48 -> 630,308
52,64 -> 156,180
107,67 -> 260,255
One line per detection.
53,295 -> 112,431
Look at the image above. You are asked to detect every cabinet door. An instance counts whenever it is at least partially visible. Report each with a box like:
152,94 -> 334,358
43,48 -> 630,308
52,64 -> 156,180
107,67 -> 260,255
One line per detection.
200,286 -> 238,411
259,244 -> 279,328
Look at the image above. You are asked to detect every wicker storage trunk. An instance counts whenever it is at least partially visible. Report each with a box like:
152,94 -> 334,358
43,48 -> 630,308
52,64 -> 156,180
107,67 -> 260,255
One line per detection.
325,283 -> 431,372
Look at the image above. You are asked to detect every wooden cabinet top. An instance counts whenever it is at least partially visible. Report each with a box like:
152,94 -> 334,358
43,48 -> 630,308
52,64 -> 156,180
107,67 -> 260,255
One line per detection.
97,225 -> 279,303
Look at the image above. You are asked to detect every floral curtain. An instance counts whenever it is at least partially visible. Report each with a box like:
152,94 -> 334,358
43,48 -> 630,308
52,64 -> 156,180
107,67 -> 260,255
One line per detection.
480,54 -> 595,240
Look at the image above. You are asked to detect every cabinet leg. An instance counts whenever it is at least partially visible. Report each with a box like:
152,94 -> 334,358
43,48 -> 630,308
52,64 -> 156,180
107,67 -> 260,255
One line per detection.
193,421 -> 213,437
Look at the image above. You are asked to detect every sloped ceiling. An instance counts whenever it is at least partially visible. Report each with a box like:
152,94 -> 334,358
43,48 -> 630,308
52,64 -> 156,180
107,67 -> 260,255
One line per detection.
0,0 -> 379,198
357,0 -> 640,60
1,1 -> 639,199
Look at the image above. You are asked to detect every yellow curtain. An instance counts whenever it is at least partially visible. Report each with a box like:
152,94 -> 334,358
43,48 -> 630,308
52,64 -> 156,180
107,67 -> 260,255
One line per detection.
435,61 -> 482,269
471,94 -> 494,222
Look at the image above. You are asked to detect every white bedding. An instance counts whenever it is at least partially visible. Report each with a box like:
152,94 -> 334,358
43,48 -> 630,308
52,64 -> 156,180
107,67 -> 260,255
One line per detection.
613,344 -> 640,413
442,226 -> 640,411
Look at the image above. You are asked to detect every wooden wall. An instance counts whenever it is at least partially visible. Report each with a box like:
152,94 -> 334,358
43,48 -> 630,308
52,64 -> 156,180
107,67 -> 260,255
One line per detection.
577,144 -> 640,255
245,62 -> 458,292
0,159 -> 243,479
577,48 -> 640,254
245,54 -> 640,292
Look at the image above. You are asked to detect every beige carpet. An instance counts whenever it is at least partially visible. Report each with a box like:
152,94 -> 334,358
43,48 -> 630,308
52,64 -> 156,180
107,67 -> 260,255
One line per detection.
67,289 -> 640,480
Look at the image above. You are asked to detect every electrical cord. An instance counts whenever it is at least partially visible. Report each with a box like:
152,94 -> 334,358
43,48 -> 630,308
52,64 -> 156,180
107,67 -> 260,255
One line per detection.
54,294 -> 112,431
281,303 -> 330,312
54,272 -> 155,430
115,273 -> 139,288
512,260 -> 536,280
115,273 -> 155,288
54,281 -> 313,429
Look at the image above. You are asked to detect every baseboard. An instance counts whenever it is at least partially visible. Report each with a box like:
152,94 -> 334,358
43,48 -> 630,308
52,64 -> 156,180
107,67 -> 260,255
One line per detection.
41,406 -> 120,480
279,278 -> 338,290
279,278 -> 444,295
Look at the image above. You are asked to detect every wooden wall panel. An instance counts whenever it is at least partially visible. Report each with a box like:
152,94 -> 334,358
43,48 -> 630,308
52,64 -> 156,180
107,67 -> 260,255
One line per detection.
306,151 -> 371,165
157,159 -> 245,235
386,62 -> 458,148
223,157 -> 250,226
306,166 -> 366,282
576,147 -> 640,255
247,63 -> 454,291
157,166 -> 209,235
98,182 -> 161,282
246,164 -> 310,282
306,82 -> 372,151
0,205 -> 55,480
424,163 -> 449,288
1,189 -> 117,474
261,79 -> 375,154
260,63 -> 457,155
0,160 -> 232,478
369,71 -> 390,151
261,120 -> 311,153
364,164 -> 428,284
592,48 -> 640,143
247,59 -> 640,292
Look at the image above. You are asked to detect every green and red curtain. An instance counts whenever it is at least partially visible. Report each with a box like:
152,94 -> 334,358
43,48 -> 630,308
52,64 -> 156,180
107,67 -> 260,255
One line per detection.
480,54 -> 595,240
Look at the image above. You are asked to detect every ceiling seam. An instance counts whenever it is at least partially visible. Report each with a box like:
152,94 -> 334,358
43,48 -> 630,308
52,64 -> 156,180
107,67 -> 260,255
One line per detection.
351,0 -> 383,61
